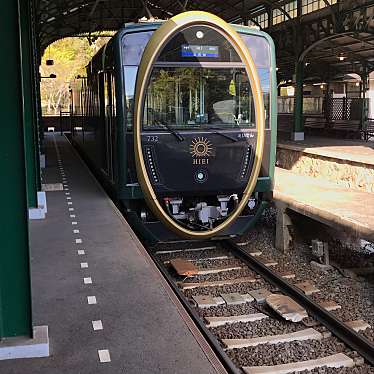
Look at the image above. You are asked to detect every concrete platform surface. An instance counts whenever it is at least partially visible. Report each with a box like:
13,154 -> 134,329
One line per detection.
274,167 -> 374,241
278,136 -> 374,166
0,134 -> 223,374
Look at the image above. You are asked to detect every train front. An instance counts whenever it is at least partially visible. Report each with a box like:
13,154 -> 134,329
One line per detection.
133,12 -> 269,239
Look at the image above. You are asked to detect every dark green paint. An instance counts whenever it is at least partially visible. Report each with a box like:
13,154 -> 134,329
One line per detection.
0,0 -> 32,338
19,0 -> 38,208
294,60 -> 304,133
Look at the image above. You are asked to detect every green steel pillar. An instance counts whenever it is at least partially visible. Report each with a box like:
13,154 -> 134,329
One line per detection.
0,0 -> 32,338
30,0 -> 42,190
19,0 -> 38,207
293,60 -> 305,141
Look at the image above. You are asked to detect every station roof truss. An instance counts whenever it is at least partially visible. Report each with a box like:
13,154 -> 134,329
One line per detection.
35,0 -> 374,81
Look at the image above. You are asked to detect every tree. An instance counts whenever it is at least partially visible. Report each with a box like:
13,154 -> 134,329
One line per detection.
40,36 -> 110,114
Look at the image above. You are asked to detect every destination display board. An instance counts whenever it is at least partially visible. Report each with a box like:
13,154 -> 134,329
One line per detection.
181,44 -> 219,58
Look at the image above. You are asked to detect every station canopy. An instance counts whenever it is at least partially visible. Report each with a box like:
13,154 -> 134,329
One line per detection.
37,0 -> 374,80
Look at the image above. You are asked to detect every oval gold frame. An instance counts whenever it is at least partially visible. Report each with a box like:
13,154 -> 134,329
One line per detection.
133,11 -> 265,239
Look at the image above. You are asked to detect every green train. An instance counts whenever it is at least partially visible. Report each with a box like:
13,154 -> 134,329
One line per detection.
71,11 -> 277,242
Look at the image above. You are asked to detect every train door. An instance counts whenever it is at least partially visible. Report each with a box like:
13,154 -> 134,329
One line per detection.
103,71 -> 116,183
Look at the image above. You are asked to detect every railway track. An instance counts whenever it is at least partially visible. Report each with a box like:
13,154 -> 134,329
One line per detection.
147,240 -> 374,374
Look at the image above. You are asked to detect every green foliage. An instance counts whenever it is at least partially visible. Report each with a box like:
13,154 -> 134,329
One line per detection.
40,36 -> 110,114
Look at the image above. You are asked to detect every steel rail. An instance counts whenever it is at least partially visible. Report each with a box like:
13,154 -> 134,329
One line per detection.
145,246 -> 241,374
225,239 -> 374,366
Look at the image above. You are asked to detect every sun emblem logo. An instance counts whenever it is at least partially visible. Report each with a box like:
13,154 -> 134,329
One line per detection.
190,137 -> 213,158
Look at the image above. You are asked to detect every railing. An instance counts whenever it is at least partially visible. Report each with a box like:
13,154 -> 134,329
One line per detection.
277,96 -> 324,115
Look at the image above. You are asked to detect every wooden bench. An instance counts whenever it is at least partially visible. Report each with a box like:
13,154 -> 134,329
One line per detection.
304,115 -> 328,134
362,119 -> 374,141
329,120 -> 362,139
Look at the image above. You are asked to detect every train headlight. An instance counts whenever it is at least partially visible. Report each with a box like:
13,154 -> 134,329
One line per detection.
195,170 -> 207,183
196,30 -> 204,39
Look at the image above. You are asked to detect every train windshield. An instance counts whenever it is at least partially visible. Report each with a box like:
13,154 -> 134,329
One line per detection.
143,25 -> 257,130
144,66 -> 255,129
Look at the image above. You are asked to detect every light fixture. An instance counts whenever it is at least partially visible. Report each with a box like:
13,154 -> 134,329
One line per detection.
338,55 -> 346,61
196,31 -> 204,39
355,82 -> 360,87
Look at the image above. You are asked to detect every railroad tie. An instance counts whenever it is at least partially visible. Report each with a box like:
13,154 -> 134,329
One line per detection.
222,328 -> 330,349
179,277 -> 257,290
205,313 -> 268,327
242,353 -> 355,374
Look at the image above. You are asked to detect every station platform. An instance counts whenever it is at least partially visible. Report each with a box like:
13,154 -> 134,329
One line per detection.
0,134 -> 224,374
274,167 -> 374,242
278,136 -> 374,166
277,136 -> 374,194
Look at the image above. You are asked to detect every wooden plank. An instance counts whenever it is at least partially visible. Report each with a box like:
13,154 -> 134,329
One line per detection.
155,246 -> 216,255
280,273 -> 296,279
192,295 -> 225,308
220,293 -> 247,305
205,313 -> 268,327
346,320 -> 371,332
319,300 -> 341,311
295,281 -> 320,295
257,257 -> 278,267
197,265 -> 242,275
242,353 -> 355,374
163,255 -> 231,264
170,258 -> 198,276
266,294 -> 308,322
179,277 -> 257,290
249,288 -> 272,303
223,328 -> 324,349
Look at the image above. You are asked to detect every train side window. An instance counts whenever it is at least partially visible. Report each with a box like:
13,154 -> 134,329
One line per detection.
241,34 -> 271,129
124,66 -> 138,131
122,31 -> 153,65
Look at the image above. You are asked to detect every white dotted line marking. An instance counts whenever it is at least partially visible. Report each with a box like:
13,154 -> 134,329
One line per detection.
80,262 -> 88,268
98,349 -> 111,363
77,249 -> 85,255
75,238 -> 82,244
69,208 -> 74,211
66,197 -> 71,200
72,221 -> 78,225
92,320 -> 103,331
67,202 -> 73,205
83,277 -> 92,284
87,296 -> 96,304
70,214 -> 76,218
65,192 -> 70,195
73,229 -> 80,234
